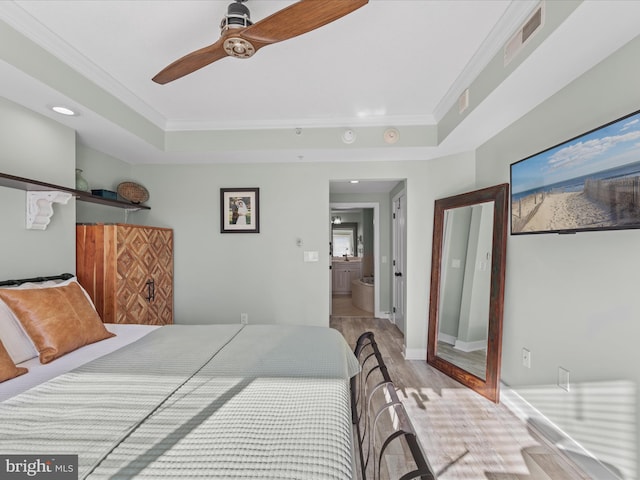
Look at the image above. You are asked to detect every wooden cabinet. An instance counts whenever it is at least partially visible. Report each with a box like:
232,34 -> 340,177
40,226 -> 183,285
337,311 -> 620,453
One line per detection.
76,224 -> 173,325
332,261 -> 362,294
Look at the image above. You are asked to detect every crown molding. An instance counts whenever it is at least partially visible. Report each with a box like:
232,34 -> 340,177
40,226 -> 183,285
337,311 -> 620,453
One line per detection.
433,0 -> 541,122
165,113 -> 437,132
0,1 -> 166,129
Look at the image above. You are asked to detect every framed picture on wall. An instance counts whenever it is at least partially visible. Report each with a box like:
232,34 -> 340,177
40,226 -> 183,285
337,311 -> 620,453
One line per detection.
220,188 -> 260,233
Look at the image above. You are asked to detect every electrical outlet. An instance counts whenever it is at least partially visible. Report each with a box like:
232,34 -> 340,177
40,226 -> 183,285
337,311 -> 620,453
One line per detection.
558,367 -> 570,392
240,313 -> 248,325
522,348 -> 531,368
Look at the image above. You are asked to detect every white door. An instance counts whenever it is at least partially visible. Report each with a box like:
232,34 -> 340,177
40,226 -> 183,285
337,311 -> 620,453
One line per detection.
392,192 -> 406,333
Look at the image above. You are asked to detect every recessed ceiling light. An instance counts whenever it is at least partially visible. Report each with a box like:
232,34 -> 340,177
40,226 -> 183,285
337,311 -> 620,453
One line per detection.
350,180 -> 360,184
51,106 -> 77,116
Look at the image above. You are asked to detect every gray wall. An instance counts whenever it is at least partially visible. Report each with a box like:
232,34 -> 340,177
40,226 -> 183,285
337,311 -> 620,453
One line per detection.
439,206 -> 472,340
476,35 -> 640,480
0,97 -> 76,278
128,158 -> 476,356
75,144 -> 137,225
457,203 -> 492,345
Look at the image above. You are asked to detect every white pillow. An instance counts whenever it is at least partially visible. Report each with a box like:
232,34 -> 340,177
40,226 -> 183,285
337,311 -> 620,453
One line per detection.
0,298 -> 38,363
0,277 -> 95,363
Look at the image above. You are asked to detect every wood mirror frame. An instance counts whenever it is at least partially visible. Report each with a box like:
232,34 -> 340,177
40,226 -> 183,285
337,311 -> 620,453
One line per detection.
427,183 -> 508,403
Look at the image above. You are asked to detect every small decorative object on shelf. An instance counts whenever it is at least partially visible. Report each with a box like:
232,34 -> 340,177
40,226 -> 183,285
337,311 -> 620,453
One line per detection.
75,169 -> 90,192
117,181 -> 149,204
91,189 -> 117,200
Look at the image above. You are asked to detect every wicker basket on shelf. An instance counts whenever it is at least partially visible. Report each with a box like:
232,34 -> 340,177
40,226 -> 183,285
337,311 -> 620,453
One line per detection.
117,182 -> 149,204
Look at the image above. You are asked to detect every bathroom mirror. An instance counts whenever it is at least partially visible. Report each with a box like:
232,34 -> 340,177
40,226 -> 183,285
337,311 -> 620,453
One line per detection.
331,222 -> 358,257
427,183 -> 508,403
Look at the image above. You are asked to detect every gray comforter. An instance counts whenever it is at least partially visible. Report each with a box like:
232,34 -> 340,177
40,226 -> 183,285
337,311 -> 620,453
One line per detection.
0,324 -> 360,479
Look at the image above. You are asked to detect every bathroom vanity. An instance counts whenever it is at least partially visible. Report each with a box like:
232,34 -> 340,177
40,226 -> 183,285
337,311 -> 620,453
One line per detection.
331,259 -> 362,294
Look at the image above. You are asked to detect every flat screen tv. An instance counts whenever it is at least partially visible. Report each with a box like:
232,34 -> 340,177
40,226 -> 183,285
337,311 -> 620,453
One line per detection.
510,109 -> 640,234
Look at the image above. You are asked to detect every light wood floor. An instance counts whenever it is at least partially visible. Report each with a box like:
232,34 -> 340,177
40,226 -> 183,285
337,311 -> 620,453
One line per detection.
437,341 -> 487,380
331,316 -> 590,480
332,294 -> 372,317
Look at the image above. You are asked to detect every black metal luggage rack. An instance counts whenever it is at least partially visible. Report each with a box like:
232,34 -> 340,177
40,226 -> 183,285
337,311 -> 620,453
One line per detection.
351,332 -> 436,480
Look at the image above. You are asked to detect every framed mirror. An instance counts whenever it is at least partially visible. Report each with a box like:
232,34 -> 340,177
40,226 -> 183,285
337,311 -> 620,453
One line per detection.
427,183 -> 508,403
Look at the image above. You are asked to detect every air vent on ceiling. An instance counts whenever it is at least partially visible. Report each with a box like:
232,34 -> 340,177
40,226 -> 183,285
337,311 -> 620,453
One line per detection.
504,2 -> 545,66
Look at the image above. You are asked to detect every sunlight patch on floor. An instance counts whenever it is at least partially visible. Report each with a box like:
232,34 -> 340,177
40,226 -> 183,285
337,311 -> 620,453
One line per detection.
401,386 -> 559,479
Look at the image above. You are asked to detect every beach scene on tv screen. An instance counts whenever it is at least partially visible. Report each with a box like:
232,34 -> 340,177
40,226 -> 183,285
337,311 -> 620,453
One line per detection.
511,110 -> 640,233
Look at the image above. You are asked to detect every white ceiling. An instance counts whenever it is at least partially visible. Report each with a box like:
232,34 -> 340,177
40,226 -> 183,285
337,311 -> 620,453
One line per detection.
1,0 -> 640,167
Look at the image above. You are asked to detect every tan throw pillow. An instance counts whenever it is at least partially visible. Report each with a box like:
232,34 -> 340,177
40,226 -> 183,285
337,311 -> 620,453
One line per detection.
0,339 -> 28,382
0,282 -> 115,364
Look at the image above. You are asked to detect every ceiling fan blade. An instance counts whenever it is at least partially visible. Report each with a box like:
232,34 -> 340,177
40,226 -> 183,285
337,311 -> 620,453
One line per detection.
241,0 -> 368,46
152,0 -> 368,84
152,38 -> 229,84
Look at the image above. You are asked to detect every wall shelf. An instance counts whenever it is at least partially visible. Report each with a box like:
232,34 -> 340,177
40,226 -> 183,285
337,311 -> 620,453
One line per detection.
0,172 -> 150,210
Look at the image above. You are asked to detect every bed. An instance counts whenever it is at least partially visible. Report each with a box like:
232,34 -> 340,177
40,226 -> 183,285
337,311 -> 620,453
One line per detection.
0,275 -> 360,479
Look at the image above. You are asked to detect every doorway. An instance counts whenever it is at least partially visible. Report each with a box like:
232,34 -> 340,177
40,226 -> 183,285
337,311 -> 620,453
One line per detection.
330,202 -> 379,317
328,179 -> 407,323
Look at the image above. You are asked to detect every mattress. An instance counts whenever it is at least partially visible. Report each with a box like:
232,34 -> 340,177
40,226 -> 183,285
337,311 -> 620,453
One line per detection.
0,324 -> 359,480
0,323 -> 160,402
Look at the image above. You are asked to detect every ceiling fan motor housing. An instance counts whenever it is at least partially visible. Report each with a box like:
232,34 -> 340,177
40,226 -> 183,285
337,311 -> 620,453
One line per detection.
221,1 -> 252,30
220,0 -> 255,58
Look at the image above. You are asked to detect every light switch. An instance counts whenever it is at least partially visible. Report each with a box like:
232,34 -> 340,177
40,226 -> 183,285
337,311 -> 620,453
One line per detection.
304,251 -> 319,262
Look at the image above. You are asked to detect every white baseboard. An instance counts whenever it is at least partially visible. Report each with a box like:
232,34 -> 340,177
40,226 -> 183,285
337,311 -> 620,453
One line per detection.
500,383 -> 623,480
453,339 -> 486,352
403,348 -> 426,360
438,332 -> 456,345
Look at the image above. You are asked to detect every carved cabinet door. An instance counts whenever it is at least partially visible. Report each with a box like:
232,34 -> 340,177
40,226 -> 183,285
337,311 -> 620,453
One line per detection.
147,228 -> 174,325
115,225 -> 173,325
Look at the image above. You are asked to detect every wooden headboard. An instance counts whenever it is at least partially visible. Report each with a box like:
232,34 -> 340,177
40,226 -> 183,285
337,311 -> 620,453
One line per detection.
0,273 -> 74,287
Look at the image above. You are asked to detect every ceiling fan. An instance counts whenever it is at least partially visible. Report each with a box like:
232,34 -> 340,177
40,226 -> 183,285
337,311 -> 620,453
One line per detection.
152,0 -> 368,84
